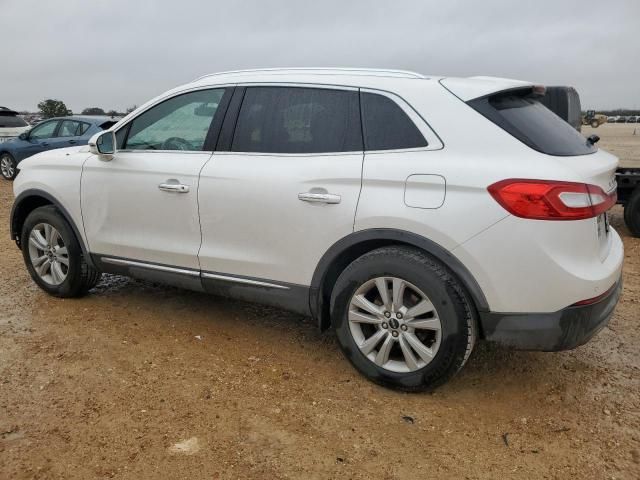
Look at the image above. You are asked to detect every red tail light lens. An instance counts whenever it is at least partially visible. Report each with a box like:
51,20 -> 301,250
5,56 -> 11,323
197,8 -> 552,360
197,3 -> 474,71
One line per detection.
488,179 -> 616,220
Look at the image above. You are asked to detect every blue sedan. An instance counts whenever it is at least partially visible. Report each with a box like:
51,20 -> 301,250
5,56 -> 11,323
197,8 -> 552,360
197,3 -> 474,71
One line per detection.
0,116 -> 117,180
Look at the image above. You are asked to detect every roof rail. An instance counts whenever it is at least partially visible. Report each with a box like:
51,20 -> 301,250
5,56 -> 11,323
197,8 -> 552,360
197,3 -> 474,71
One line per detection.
192,68 -> 426,82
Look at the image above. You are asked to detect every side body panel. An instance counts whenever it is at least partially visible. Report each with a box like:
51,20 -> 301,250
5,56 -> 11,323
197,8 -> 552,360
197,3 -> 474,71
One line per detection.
198,150 -> 364,285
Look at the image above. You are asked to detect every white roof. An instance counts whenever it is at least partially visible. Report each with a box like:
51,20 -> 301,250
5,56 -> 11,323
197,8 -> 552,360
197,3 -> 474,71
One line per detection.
187,69 -> 534,101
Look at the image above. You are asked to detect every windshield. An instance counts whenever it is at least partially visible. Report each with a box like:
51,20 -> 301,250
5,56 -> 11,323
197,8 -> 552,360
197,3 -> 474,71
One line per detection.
468,89 -> 596,156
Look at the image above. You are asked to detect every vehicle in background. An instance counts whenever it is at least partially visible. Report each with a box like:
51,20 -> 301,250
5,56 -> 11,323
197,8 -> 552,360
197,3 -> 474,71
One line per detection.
582,109 -> 607,128
539,87 -> 640,237
10,69 -> 623,391
538,86 -> 582,130
0,116 -> 117,180
0,107 -> 30,142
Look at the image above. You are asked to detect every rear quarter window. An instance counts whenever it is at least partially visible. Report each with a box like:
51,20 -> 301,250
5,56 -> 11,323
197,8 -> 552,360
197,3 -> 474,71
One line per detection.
361,92 -> 427,151
468,89 -> 596,156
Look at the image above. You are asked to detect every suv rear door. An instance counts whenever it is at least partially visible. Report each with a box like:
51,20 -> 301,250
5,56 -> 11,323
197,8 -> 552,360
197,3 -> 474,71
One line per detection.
198,85 -> 364,294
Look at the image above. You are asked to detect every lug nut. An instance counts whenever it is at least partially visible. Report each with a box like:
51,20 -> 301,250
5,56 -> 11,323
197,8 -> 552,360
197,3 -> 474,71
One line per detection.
384,311 -> 391,318
396,312 -> 403,320
381,322 -> 388,329
391,331 -> 399,338
401,324 -> 408,331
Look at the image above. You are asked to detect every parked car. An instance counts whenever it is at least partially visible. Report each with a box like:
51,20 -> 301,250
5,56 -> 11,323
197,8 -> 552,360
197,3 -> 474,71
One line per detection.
10,69 -> 623,391
0,107 -> 30,143
607,116 -> 618,123
0,115 -> 117,180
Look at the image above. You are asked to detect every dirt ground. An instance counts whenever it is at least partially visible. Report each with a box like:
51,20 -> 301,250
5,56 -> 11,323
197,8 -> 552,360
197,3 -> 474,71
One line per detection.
1,125 -> 639,479
584,123 -> 640,168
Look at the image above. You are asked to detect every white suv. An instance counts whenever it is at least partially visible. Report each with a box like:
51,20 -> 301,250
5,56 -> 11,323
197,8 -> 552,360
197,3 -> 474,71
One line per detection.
10,69 -> 623,390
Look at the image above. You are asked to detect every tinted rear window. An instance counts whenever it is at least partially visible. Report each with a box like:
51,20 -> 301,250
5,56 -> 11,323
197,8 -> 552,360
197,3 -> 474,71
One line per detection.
361,92 -> 427,151
232,86 -> 362,154
0,115 -> 28,128
469,89 -> 596,156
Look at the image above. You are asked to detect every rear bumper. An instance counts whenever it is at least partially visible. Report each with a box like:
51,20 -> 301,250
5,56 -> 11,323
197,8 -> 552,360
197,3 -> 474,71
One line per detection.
479,276 -> 622,351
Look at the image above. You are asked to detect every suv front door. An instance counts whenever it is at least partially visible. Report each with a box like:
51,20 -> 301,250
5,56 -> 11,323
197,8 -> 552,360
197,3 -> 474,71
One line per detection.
81,88 -> 230,278
198,85 -> 364,294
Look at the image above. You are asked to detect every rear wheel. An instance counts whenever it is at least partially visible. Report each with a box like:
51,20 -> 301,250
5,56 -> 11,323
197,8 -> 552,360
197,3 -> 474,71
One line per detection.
331,246 -> 476,391
590,119 -> 599,128
624,187 -> 640,237
0,153 -> 18,180
21,206 -> 101,297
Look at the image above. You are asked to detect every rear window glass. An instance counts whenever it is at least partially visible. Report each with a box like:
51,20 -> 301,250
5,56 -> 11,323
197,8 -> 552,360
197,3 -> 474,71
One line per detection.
361,92 -> 427,151
469,89 -> 596,156
0,115 -> 28,128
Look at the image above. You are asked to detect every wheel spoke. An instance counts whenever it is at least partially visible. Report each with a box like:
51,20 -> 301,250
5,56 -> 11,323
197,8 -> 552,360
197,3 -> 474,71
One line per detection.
399,335 -> 420,370
29,231 -> 48,250
32,255 -> 48,268
406,299 -> 435,319
391,278 -> 406,311
49,228 -> 60,247
56,246 -> 68,256
403,332 -> 434,363
50,262 -> 62,283
407,318 -> 441,331
36,258 -> 51,276
349,309 -> 382,325
56,255 -> 69,267
359,329 -> 386,355
351,294 -> 384,316
43,224 -> 53,244
375,278 -> 391,310
374,334 -> 394,366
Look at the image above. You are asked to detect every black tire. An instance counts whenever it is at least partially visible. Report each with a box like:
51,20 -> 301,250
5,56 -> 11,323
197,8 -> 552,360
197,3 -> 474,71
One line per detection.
590,120 -> 599,128
0,153 -> 18,180
330,246 -> 476,392
21,205 -> 101,297
624,187 -> 640,237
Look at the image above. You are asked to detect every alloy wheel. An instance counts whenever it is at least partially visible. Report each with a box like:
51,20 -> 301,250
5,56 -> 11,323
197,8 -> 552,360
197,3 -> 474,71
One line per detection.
0,156 -> 15,179
27,223 -> 69,286
348,277 -> 442,373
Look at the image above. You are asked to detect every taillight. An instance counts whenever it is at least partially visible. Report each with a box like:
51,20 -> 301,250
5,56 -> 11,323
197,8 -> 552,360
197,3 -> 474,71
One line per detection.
487,179 -> 616,220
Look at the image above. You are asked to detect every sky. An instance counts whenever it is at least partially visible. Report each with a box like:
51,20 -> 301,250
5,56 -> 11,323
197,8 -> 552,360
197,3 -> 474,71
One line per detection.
3,0 -> 639,112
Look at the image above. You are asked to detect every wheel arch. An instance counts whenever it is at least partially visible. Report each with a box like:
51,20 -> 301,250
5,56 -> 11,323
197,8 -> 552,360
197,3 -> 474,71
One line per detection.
310,228 -> 489,331
10,189 -> 95,268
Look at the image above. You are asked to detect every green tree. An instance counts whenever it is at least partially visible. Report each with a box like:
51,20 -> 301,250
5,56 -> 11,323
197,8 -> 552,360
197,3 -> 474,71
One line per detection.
81,107 -> 106,116
106,110 -> 119,117
125,105 -> 137,114
38,99 -> 72,119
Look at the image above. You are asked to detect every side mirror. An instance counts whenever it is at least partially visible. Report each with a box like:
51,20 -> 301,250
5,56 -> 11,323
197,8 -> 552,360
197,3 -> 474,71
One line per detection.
89,131 -> 116,161
18,132 -> 28,140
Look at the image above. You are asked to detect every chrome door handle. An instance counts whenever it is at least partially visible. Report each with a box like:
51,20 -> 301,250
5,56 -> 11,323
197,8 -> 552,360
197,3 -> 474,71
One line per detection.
158,183 -> 190,193
298,192 -> 341,204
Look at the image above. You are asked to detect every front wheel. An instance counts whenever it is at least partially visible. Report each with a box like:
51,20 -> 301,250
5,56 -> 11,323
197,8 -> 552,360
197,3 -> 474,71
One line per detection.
21,206 -> 101,297
331,246 -> 477,391
0,153 -> 18,180
590,120 -> 600,128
